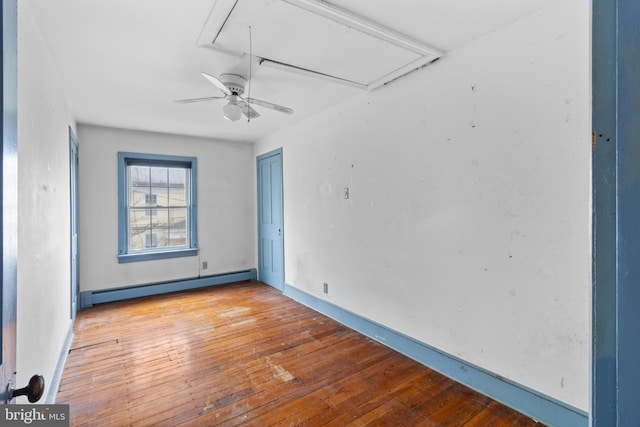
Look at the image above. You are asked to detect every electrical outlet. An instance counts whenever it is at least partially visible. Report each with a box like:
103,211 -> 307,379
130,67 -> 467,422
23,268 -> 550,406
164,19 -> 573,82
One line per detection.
323,282 -> 329,294
343,187 -> 349,199
202,261 -> 208,270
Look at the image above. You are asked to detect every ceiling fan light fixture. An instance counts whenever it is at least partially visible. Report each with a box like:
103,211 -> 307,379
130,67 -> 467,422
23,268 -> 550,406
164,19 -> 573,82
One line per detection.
178,72 -> 292,121
223,101 -> 242,122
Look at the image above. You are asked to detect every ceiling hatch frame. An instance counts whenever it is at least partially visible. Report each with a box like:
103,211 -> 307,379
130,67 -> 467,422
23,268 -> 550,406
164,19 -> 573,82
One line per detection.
197,0 -> 444,90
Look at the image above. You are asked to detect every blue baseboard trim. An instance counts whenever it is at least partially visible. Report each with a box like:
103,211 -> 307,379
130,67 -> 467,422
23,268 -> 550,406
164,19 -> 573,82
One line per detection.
44,320 -> 74,404
79,269 -> 257,308
283,283 -> 588,427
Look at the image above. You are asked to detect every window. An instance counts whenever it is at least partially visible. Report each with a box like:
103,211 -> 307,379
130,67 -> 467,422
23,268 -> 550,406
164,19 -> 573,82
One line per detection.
143,193 -> 158,217
118,152 -> 198,263
144,233 -> 158,249
144,194 -> 158,205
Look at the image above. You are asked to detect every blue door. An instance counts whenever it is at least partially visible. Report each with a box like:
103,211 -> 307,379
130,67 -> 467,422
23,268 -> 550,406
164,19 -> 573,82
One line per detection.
257,149 -> 284,290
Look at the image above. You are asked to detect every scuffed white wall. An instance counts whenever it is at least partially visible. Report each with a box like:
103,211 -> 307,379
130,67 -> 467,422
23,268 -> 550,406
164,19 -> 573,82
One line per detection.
78,125 -> 256,292
255,0 -> 590,410
16,2 -> 75,397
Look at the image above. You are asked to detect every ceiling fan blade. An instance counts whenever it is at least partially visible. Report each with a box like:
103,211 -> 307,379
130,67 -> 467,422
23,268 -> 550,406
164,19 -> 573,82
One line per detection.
174,96 -> 226,104
246,97 -> 294,114
201,72 -> 232,96
238,101 -> 260,120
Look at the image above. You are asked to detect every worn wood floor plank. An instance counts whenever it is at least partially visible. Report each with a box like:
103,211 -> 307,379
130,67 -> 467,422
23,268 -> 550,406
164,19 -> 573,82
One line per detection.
56,281 -> 542,426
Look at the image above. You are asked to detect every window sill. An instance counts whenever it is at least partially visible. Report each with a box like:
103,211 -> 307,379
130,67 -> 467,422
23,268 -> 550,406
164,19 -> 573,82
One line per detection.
117,248 -> 198,263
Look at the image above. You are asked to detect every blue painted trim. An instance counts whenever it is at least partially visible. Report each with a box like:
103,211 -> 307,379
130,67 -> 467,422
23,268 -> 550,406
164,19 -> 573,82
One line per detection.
44,321 -> 74,404
69,127 -> 79,319
117,152 -> 127,256
592,0 -> 640,424
118,151 -> 196,167
591,0 -> 617,423
612,1 -> 640,425
117,248 -> 198,263
117,152 -> 198,261
80,292 -> 92,309
256,147 -> 282,162
283,284 -> 588,427
79,269 -> 257,308
1,0 -> 18,378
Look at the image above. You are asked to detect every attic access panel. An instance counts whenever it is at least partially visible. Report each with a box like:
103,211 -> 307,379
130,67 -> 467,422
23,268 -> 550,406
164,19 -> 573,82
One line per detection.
198,0 -> 443,89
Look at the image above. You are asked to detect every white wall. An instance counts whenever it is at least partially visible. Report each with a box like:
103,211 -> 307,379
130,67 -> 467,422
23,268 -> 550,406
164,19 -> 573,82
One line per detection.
77,125 -> 256,292
16,2 -> 75,397
255,0 -> 590,410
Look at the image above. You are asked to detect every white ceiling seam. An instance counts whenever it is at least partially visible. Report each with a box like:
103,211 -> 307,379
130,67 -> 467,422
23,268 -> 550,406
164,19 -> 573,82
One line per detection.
280,0 -> 441,56
258,58 -> 368,90
196,0 -> 238,47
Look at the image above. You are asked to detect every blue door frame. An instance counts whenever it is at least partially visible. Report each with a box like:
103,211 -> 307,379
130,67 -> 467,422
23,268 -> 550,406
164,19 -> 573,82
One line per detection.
69,128 -> 79,319
1,0 -> 18,401
592,0 -> 640,424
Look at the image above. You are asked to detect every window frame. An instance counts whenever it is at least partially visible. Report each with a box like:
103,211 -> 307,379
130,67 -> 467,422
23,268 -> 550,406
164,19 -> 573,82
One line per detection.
117,152 -> 198,263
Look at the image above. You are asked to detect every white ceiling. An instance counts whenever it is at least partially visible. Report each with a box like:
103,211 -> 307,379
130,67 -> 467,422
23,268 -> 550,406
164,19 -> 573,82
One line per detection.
25,0 -> 560,143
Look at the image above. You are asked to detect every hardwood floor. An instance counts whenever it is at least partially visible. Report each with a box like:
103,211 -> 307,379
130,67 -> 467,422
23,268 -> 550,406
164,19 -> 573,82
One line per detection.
57,281 -> 542,426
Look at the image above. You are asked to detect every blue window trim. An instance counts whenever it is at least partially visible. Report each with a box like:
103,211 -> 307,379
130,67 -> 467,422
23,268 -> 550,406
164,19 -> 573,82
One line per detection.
117,152 -> 198,263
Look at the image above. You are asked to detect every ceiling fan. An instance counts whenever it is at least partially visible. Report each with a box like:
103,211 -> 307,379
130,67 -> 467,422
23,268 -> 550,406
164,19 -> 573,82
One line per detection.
175,72 -> 294,122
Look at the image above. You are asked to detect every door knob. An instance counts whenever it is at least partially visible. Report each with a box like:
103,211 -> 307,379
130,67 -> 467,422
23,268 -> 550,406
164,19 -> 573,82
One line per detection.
11,375 -> 45,402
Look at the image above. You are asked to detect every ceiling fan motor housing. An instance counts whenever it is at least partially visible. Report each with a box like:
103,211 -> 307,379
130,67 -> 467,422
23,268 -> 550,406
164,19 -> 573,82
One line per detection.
220,73 -> 246,96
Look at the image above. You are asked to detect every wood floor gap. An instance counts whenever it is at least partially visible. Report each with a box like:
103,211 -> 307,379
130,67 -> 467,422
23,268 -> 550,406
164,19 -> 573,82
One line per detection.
69,339 -> 119,352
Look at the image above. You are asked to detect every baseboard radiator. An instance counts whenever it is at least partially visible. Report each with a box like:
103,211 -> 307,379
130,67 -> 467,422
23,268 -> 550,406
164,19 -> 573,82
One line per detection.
79,269 -> 257,308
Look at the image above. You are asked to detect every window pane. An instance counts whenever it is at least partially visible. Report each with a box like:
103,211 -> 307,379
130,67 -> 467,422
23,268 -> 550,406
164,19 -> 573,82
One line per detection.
144,193 -> 158,206
129,166 -> 150,207
168,168 -> 188,207
144,232 -> 158,249
168,168 -> 185,186
168,186 -> 187,207
153,225 -> 170,248
130,166 -> 150,186
150,167 -> 168,186
149,210 -> 168,242
169,208 -> 188,247
129,209 -> 151,251
151,187 -> 166,207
